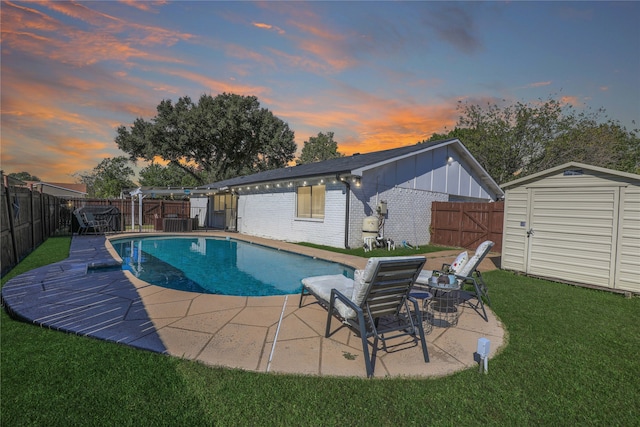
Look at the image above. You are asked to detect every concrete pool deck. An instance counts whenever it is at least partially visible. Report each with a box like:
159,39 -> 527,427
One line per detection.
1,232 -> 505,379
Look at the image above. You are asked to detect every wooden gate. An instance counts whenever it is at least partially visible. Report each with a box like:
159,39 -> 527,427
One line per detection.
431,201 -> 504,252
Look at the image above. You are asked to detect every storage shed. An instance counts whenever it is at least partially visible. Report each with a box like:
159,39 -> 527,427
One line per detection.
501,162 -> 640,294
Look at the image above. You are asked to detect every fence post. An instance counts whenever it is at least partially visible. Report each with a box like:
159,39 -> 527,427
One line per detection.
4,176 -> 18,267
28,186 -> 34,250
457,203 -> 464,247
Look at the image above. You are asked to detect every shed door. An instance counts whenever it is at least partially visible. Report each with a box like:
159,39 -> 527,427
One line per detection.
527,187 -> 618,288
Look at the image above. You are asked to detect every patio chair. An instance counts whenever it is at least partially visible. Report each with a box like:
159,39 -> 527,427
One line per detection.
445,241 -> 494,322
299,256 -> 428,378
73,209 -> 107,235
84,211 -> 109,233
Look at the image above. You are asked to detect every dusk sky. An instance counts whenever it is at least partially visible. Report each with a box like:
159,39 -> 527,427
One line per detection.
2,1 -> 639,183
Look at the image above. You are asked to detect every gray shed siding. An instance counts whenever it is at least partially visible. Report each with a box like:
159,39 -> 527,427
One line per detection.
617,185 -> 640,292
501,164 -> 640,293
501,187 -> 529,272
527,187 -> 617,287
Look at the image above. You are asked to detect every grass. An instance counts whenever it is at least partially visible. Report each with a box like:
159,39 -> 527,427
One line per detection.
124,224 -> 155,232
2,237 -> 639,425
297,241 -> 455,258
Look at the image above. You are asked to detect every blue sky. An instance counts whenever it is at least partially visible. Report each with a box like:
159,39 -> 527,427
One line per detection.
2,1 -> 638,182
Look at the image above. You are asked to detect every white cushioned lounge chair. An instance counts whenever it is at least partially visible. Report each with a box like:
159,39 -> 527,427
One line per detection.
299,256 -> 428,378
418,240 -> 494,321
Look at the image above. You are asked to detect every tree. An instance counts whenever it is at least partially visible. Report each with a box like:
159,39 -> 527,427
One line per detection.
540,116 -> 640,174
138,162 -> 201,188
115,93 -> 297,185
430,97 -> 639,183
8,171 -> 41,181
296,131 -> 344,165
74,156 -> 136,198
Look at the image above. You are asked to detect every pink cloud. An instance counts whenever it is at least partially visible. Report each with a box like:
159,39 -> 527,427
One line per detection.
252,22 -> 285,35
119,0 -> 168,13
529,81 -> 552,88
559,95 -> 581,106
157,68 -> 269,98
2,1 -> 194,68
271,89 -> 458,156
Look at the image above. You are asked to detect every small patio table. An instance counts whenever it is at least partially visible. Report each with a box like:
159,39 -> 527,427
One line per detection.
414,271 -> 461,328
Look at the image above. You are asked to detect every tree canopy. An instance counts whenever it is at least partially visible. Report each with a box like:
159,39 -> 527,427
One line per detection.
430,97 -> 639,183
73,156 -> 136,198
138,162 -> 201,188
296,131 -> 344,165
8,171 -> 41,182
115,93 -> 297,185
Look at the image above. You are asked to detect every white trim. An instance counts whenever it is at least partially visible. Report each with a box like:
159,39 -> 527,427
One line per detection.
502,162 -> 640,189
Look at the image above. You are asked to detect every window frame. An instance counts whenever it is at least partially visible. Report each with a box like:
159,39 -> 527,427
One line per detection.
296,184 -> 325,219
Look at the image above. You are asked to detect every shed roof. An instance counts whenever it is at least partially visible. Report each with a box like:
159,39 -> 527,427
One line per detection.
199,138 -> 503,199
501,162 -> 640,189
27,181 -> 88,196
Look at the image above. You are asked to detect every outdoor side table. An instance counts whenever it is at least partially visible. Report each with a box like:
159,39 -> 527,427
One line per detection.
408,287 -> 433,335
415,272 -> 461,328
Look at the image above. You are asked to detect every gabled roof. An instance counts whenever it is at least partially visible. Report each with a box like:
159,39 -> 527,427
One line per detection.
199,138 -> 503,198
501,162 -> 640,189
28,181 -> 88,196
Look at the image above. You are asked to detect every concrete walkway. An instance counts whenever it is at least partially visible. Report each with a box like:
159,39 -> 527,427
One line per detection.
2,233 -> 505,379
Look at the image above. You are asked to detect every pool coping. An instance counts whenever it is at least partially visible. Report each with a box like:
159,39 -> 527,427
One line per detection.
2,232 -> 506,379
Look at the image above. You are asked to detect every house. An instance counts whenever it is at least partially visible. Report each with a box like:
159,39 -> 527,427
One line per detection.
199,138 -> 503,249
27,182 -> 88,198
501,162 -> 640,294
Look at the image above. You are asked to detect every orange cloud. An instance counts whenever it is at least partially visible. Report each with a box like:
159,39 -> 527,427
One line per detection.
271,90 -> 458,156
252,22 -> 285,35
525,81 -> 552,88
559,95 -> 581,107
266,47 -> 334,74
287,20 -> 359,72
342,103 -> 457,154
158,68 -> 271,99
2,1 -> 194,68
290,21 -> 343,43
248,5 -> 361,73
222,43 -> 276,67
119,0 -> 168,13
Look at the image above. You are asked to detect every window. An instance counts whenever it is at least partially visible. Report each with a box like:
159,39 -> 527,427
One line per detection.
296,184 -> 325,219
213,194 -> 236,211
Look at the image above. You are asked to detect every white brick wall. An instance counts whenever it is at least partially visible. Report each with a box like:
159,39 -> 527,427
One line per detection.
348,184 -> 447,249
237,182 -> 347,247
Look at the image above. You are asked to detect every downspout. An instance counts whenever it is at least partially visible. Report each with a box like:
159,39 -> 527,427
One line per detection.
231,190 -> 239,232
338,174 -> 351,249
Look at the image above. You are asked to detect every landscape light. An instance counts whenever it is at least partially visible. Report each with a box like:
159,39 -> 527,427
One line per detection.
477,337 -> 490,374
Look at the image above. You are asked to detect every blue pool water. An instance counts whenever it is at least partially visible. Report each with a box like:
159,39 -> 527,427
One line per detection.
110,236 -> 354,296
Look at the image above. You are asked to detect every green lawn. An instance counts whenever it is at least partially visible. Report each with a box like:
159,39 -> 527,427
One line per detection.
2,237 -> 639,426
296,241 -> 455,258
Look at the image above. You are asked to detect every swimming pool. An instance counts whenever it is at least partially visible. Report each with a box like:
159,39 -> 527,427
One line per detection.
110,236 -> 354,297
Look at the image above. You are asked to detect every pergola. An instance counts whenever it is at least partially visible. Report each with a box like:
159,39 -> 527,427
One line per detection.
125,186 -> 220,231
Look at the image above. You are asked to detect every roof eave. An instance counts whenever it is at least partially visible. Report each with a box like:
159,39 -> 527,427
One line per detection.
501,162 -> 640,189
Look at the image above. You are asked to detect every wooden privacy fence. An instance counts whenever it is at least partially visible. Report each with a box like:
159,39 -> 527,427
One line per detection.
2,181 -> 61,277
430,201 -> 504,253
64,198 -> 191,232
1,176 -> 193,277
